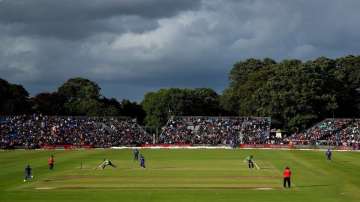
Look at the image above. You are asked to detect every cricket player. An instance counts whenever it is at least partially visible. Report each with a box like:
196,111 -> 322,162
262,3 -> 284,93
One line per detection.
48,155 -> 55,170
140,155 -> 145,168
246,155 -> 255,169
24,165 -> 33,182
325,149 -> 332,160
133,148 -> 139,161
97,159 -> 116,170
283,166 -> 292,188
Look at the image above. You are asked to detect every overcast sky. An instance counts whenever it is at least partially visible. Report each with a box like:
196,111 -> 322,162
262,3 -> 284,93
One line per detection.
1,0 -> 360,101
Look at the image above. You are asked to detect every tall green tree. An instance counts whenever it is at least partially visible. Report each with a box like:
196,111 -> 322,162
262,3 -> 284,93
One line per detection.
32,92 -> 66,115
57,77 -> 120,116
0,78 -> 31,115
222,56 -> 360,132
220,58 -> 276,113
58,77 -> 101,100
331,55 -> 360,117
119,99 -> 146,124
142,88 -> 221,130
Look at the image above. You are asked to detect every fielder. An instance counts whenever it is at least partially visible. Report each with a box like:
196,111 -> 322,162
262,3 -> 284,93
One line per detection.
48,155 -> 55,170
133,148 -> 139,161
140,155 -> 146,168
326,148 -> 332,160
24,165 -> 33,182
96,159 -> 117,170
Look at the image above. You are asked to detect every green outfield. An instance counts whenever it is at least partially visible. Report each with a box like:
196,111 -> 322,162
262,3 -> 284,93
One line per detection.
0,149 -> 359,202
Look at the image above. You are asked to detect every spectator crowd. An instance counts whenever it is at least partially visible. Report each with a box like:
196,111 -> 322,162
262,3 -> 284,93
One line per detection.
1,115 -> 359,149
291,119 -> 360,148
0,114 -> 151,149
160,116 -> 271,145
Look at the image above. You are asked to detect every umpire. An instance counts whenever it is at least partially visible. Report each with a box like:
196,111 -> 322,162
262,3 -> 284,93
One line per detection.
283,166 -> 292,188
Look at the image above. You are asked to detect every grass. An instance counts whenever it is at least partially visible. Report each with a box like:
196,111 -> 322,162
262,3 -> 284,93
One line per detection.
0,149 -> 359,202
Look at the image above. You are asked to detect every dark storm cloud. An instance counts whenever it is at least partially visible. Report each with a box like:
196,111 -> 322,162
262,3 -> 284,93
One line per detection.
0,0 -> 201,39
0,0 -> 201,21
1,0 -> 360,101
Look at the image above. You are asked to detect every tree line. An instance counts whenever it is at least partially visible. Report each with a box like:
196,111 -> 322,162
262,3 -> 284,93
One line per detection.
0,78 -> 145,123
1,55 -> 359,132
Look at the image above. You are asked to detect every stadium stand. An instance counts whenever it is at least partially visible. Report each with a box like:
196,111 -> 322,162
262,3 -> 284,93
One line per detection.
1,115 -> 359,149
291,118 -> 360,147
159,116 -> 271,145
0,114 -> 151,149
